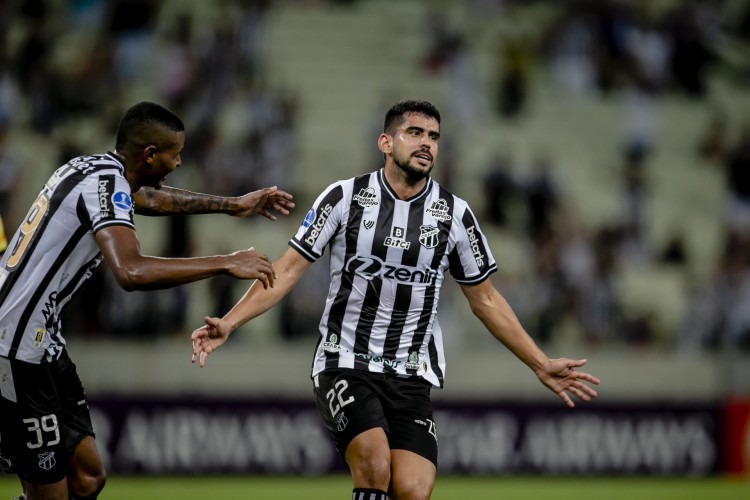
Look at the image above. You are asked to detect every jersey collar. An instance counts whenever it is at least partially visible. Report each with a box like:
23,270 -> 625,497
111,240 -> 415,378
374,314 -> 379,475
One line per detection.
377,168 -> 432,203
105,151 -> 126,175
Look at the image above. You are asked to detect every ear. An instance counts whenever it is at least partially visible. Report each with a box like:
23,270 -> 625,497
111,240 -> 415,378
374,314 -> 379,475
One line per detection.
143,145 -> 158,166
377,133 -> 391,155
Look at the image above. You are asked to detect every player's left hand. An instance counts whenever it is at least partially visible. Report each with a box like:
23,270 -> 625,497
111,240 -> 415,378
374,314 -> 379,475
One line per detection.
229,186 -> 295,220
534,358 -> 600,408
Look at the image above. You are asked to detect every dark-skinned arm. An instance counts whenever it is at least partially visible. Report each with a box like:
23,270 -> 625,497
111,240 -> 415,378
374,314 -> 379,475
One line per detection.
95,225 -> 276,291
132,186 -> 295,220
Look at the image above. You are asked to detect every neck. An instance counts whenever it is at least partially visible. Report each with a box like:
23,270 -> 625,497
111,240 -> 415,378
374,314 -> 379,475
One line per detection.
113,149 -> 141,193
383,164 -> 427,200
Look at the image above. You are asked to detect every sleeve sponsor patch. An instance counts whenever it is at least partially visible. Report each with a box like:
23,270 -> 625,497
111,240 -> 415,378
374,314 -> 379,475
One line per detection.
112,191 -> 132,212
98,175 -> 116,219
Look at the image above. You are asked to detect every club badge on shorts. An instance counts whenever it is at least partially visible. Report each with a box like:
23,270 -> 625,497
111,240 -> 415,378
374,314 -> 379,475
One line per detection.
38,451 -> 56,471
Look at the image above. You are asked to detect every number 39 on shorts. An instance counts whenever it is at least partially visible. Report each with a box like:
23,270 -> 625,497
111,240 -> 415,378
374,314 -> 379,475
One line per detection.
6,193 -> 49,269
23,414 -> 61,449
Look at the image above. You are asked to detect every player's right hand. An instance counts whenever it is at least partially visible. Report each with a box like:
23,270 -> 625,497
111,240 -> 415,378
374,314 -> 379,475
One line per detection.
226,247 -> 276,288
191,316 -> 231,368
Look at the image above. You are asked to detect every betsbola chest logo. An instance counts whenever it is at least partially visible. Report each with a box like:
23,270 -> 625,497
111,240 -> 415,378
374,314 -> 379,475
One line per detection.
426,199 -> 451,221
354,187 -> 379,207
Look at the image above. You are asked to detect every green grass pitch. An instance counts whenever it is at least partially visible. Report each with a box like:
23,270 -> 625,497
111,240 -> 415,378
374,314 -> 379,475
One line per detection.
1,475 -> 748,499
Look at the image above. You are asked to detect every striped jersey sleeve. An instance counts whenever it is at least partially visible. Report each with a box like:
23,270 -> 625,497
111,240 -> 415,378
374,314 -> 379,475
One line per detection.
289,181 -> 347,261
447,200 -> 497,285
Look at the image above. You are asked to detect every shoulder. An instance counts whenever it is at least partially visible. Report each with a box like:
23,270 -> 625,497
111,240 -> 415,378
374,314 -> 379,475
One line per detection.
429,179 -> 471,211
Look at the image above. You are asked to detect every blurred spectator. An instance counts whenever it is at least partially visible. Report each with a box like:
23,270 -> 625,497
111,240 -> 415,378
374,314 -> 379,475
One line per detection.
620,5 -> 669,154
444,33 -> 483,126
158,215 -> 194,335
523,232 -> 572,345
523,151 -> 560,240
659,229 -> 689,267
576,226 -> 623,344
679,232 -> 750,351
624,5 -> 671,95
666,2 -> 717,98
619,144 -> 650,260
157,13 -> 199,114
0,123 -> 22,230
544,3 -> 597,97
106,0 -> 159,86
235,0 -> 272,81
495,13 -> 534,119
724,123 -> 750,235
697,110 -> 729,163
13,1 -> 57,133
0,36 -> 21,127
482,150 -> 518,228
422,8 -> 457,74
590,0 -> 631,95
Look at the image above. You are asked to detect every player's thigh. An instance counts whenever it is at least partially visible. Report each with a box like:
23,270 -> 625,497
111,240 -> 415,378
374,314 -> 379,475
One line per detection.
67,435 -> 106,497
57,353 -> 101,479
389,449 -> 436,500
385,378 -> 438,467
345,427 -> 392,489
67,436 -> 103,477
313,369 -> 389,457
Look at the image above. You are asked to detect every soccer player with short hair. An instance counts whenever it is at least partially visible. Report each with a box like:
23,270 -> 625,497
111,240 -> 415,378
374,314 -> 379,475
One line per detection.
191,99 -> 599,500
0,101 -> 294,500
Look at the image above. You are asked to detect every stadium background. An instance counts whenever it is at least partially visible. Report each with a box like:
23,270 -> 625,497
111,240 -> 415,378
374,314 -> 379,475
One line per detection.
1,0 -> 750,497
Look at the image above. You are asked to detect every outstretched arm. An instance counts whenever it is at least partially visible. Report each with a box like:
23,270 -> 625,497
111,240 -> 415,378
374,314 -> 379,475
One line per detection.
95,225 -> 277,291
133,186 -> 295,220
191,247 -> 312,367
460,279 -> 600,407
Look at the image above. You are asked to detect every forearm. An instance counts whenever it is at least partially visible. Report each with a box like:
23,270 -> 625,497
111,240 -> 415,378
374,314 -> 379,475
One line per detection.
223,249 -> 308,333
112,254 -> 232,291
471,289 -> 548,372
223,277 -> 293,332
133,186 -> 237,216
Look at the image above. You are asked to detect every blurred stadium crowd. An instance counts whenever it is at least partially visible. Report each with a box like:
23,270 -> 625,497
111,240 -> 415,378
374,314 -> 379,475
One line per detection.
2,0 -> 750,353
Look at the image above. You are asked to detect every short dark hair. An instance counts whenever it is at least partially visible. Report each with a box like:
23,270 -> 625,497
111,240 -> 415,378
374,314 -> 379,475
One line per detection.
383,99 -> 441,135
115,102 -> 184,151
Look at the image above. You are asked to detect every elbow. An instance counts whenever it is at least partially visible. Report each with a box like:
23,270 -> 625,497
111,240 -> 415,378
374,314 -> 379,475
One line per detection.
469,305 -> 491,325
468,299 -> 492,320
110,266 -> 147,292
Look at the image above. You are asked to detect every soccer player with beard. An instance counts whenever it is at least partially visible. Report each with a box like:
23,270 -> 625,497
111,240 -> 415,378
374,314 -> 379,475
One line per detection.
191,99 -> 600,500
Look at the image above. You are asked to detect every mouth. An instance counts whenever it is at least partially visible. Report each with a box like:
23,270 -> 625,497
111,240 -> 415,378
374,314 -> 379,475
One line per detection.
413,151 -> 432,166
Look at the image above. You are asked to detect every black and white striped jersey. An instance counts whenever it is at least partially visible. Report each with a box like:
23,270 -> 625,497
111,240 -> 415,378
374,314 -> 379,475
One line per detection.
0,153 -> 134,364
290,169 -> 497,387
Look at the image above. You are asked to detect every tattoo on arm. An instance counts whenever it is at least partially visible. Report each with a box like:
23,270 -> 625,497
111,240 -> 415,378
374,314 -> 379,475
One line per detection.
134,187 -> 231,216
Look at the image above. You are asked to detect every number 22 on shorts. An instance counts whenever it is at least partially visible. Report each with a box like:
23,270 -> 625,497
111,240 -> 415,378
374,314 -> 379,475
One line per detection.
326,379 -> 354,417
